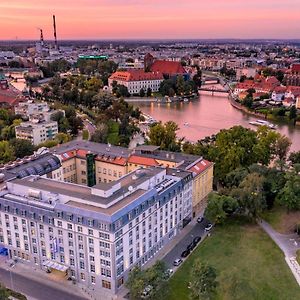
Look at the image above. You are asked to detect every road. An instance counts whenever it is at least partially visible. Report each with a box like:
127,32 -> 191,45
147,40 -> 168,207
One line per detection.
0,267 -> 87,300
83,120 -> 96,136
163,219 -> 210,269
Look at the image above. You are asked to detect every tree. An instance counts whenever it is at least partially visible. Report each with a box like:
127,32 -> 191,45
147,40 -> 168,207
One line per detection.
126,266 -> 146,300
146,87 -> 152,97
55,133 -> 72,144
82,129 -> 89,140
204,193 -> 238,224
10,139 -> 34,158
90,124 -> 109,143
231,173 -> 266,219
139,88 -> 145,97
0,284 -> 9,300
189,260 -> 218,300
176,75 -> 185,95
274,135 -> 291,170
277,167 -> 300,211
253,126 -> 281,165
0,141 -> 15,163
148,121 -> 180,152
208,126 -> 258,182
289,105 -> 297,121
289,151 -> 300,165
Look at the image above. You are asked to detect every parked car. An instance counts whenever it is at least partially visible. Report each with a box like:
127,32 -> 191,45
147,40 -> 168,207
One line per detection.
205,223 -> 213,231
193,236 -> 201,244
187,242 -> 196,252
164,268 -> 174,279
141,285 -> 153,298
197,216 -> 204,223
181,250 -> 190,258
173,258 -> 183,266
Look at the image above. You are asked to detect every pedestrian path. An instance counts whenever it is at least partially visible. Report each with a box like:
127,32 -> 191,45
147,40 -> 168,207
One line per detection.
259,219 -> 300,286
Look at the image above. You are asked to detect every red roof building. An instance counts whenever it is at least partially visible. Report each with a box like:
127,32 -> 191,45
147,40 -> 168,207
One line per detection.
150,60 -> 187,78
0,88 -> 23,109
108,69 -> 164,95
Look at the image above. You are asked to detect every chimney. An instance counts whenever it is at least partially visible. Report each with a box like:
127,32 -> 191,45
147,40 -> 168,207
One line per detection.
53,15 -> 58,51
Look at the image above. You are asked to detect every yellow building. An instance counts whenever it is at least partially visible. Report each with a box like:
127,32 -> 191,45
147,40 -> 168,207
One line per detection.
186,159 -> 214,217
50,142 -> 214,217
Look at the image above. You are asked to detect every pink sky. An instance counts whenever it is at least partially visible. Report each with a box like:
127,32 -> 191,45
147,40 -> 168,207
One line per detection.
0,0 -> 300,40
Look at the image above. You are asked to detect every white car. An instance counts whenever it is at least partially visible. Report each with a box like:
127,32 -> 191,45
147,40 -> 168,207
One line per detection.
173,258 -> 183,266
205,223 -> 213,231
141,285 -> 153,298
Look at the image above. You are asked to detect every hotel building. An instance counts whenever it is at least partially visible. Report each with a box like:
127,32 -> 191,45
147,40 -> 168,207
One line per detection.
0,158 -> 192,298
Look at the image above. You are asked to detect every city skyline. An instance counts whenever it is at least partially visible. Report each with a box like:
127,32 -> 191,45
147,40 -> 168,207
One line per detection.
1,0 -> 300,40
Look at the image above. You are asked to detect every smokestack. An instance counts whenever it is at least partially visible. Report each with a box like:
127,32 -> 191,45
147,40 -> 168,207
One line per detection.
53,15 -> 58,50
39,29 -> 44,47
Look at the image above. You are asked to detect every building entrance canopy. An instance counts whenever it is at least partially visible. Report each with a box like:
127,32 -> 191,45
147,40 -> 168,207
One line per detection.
43,260 -> 69,272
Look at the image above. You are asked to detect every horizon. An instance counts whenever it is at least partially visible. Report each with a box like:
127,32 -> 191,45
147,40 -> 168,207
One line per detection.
1,0 -> 300,40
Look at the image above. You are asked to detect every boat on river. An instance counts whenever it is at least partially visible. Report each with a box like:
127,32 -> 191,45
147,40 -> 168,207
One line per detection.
249,120 -> 278,130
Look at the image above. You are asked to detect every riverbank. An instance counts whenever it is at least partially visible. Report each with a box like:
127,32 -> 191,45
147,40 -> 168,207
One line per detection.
125,94 -> 198,103
229,95 -> 300,127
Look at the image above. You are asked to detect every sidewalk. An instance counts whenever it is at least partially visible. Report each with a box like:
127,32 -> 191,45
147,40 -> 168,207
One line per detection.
259,219 -> 300,286
117,216 -> 203,299
0,258 -> 88,299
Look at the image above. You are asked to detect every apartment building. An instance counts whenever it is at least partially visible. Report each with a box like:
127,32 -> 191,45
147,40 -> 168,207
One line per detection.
49,142 -> 213,217
15,101 -> 49,116
0,166 -> 193,298
15,121 -> 58,145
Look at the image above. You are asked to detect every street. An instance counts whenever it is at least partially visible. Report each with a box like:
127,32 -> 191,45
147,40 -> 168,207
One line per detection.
163,219 -> 210,269
0,267 -> 87,300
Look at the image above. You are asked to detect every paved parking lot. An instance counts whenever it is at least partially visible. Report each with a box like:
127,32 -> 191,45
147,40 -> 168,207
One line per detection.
163,219 -> 210,269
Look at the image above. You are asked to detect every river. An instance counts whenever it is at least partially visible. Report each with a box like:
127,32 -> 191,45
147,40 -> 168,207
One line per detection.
135,89 -> 300,152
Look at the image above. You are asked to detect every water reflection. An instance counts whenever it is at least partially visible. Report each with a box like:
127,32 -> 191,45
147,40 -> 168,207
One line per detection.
136,92 -> 300,152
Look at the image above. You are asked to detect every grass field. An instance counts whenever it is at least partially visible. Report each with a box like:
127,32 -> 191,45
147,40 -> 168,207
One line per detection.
167,218 -> 300,300
262,206 -> 300,234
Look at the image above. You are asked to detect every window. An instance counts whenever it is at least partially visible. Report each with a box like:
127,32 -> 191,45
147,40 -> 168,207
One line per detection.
77,226 -> 82,232
70,258 -> 75,266
80,273 -> 85,280
80,261 -> 85,269
68,233 -> 73,239
67,223 -> 72,230
88,229 -> 93,235
79,253 -> 84,259
89,238 -> 94,244
91,276 -> 96,284
90,265 -> 95,273
102,280 -> 111,289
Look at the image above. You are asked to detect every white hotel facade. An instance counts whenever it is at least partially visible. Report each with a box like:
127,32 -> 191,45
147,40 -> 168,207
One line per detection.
0,166 -> 192,298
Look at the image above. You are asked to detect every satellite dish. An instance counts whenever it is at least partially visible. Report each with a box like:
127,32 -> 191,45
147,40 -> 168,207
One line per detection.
128,186 -> 133,192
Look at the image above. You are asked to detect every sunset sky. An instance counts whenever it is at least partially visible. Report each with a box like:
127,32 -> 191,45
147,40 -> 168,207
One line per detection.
0,0 -> 299,40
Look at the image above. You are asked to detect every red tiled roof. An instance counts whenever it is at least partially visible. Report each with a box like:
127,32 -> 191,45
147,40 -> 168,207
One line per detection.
60,150 -> 76,161
291,64 -> 300,73
95,155 -> 127,166
0,88 -> 22,107
128,155 -> 159,167
109,69 -> 163,82
150,60 -> 187,75
187,159 -> 213,175
273,86 -> 287,93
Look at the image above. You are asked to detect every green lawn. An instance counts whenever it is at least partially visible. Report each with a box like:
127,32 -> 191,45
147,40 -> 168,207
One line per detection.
297,250 -> 300,265
107,121 -> 120,145
261,206 -> 300,234
167,218 -> 300,300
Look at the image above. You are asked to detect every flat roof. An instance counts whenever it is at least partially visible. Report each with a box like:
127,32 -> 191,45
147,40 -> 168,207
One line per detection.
10,167 -> 164,214
51,140 -> 131,158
